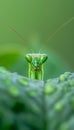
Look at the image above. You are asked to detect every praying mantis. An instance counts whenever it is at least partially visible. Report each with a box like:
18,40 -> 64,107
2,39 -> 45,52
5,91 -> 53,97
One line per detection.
25,53 -> 47,80
7,17 -> 73,80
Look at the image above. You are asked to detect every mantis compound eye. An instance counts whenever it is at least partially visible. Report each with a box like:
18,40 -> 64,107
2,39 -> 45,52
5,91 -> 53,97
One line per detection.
40,54 -> 48,64
25,54 -> 32,63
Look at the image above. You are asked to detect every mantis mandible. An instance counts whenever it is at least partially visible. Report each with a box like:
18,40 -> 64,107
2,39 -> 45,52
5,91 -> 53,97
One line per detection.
7,17 -> 73,80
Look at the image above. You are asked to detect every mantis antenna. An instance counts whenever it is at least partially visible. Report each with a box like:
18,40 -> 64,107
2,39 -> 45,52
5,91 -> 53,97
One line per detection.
46,17 -> 74,43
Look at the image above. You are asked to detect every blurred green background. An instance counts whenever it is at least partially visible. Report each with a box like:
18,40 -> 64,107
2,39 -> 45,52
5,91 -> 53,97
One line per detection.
0,0 -> 74,80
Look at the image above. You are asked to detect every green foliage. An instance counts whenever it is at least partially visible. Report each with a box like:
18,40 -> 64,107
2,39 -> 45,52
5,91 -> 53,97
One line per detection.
0,67 -> 74,130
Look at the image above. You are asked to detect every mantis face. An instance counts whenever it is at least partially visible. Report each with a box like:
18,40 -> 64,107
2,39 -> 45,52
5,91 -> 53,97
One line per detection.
25,54 -> 48,71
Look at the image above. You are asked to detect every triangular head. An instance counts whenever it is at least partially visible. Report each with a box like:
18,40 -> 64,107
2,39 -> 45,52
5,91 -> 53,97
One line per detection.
25,53 -> 48,80
25,53 -> 48,71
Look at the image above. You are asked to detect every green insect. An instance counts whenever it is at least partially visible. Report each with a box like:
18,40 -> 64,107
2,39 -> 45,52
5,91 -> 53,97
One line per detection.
25,53 -> 48,80
7,17 -> 73,80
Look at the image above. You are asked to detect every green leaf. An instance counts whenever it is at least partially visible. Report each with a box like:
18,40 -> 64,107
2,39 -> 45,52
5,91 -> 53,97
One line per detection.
0,67 -> 74,130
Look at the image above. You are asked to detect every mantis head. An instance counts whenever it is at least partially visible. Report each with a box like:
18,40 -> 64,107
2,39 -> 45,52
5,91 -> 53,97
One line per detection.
25,53 -> 48,71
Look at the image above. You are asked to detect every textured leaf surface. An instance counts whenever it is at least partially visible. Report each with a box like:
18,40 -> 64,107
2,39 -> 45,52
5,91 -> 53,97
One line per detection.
0,67 -> 74,130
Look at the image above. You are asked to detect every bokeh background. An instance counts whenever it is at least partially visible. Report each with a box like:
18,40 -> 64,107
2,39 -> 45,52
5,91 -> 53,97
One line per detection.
0,0 -> 74,80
